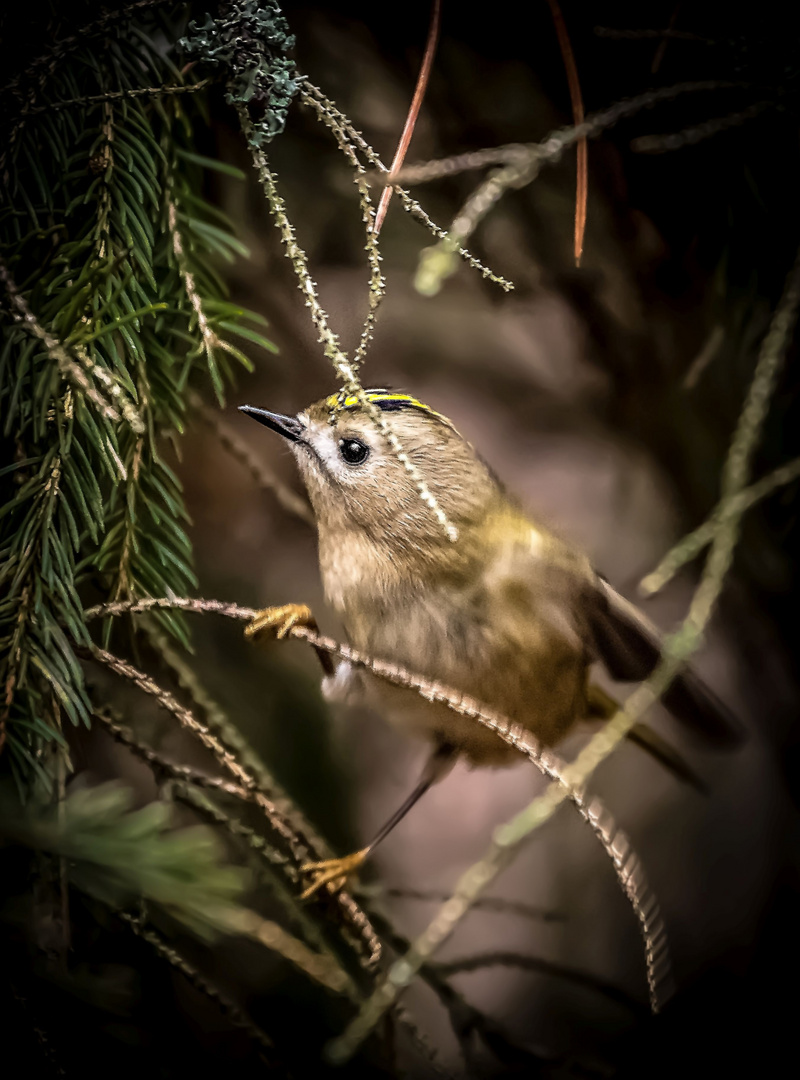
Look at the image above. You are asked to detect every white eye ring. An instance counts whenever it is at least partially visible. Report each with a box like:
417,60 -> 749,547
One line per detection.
338,437 -> 370,466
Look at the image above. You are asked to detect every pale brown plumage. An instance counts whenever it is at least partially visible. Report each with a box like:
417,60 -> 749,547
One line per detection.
240,390 -> 742,896
245,392 -> 742,769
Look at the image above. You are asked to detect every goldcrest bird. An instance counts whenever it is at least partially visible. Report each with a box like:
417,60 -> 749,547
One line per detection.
239,389 -> 742,897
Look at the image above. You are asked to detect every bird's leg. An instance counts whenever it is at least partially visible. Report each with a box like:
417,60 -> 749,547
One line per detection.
245,602 -> 335,675
299,743 -> 458,900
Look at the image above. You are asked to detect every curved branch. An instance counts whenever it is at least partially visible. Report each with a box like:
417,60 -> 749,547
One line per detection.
85,595 -> 672,1013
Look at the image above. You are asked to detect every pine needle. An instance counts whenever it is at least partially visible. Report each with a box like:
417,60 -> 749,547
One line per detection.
545,0 -> 588,265
375,0 -> 441,237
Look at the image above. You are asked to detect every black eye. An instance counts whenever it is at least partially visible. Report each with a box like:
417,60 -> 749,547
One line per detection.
338,437 -> 370,465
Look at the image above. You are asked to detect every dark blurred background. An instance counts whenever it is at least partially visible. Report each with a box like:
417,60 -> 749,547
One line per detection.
4,1 -> 800,1076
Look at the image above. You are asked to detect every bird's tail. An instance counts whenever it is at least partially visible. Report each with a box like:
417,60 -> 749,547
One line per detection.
586,682 -> 708,792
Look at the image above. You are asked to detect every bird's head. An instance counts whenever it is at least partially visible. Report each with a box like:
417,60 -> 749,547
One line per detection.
239,389 -> 501,572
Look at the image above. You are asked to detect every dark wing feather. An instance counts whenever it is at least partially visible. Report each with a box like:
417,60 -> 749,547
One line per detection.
587,577 -> 745,747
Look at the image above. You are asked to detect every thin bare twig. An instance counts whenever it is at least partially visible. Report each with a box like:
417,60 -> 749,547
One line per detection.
436,953 -> 645,1015
369,909 -> 551,1073
140,616 -> 304,802
682,249 -> 800,632
393,81 -> 740,294
381,887 -> 562,922
651,4 -> 683,74
394,1006 -> 458,1079
391,81 -> 739,187
682,324 -> 725,389
374,0 -> 441,237
93,709 -> 250,799
293,93 -> 386,377
88,644 -> 311,859
83,641 -> 382,969
640,454 -> 800,596
631,101 -> 773,154
85,595 -> 671,1013
594,27 -> 709,43
230,908 -> 353,995
171,781 -> 289,870
119,913 -> 277,1056
300,80 -> 513,291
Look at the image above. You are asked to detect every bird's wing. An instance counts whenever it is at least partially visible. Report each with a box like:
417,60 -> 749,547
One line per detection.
586,576 -> 745,747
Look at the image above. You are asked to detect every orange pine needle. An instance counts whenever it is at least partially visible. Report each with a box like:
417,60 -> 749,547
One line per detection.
374,0 -> 442,238
545,0 -> 587,266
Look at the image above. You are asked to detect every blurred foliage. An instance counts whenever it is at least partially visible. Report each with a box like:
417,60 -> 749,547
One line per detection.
0,780 -> 248,938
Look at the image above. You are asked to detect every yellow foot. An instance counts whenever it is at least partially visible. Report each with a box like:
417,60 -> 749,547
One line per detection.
245,603 -> 315,643
299,848 -> 370,900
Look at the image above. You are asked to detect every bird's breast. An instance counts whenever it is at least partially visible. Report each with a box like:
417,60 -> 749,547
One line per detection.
331,572 -> 590,766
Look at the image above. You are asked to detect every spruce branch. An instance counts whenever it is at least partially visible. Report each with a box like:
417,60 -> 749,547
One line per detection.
1,780 -> 249,939
167,193 -> 225,396
0,255 -> 140,431
21,79 -> 211,118
1,0 -> 178,101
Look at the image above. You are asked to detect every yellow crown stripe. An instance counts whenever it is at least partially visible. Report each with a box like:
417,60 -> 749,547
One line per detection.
324,389 -> 456,430
326,390 -> 435,413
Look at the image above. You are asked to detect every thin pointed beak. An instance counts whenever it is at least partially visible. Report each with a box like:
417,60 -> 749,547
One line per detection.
238,405 -> 305,443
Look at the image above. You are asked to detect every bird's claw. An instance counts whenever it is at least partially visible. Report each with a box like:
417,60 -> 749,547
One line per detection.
299,849 -> 370,900
245,603 -> 315,642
